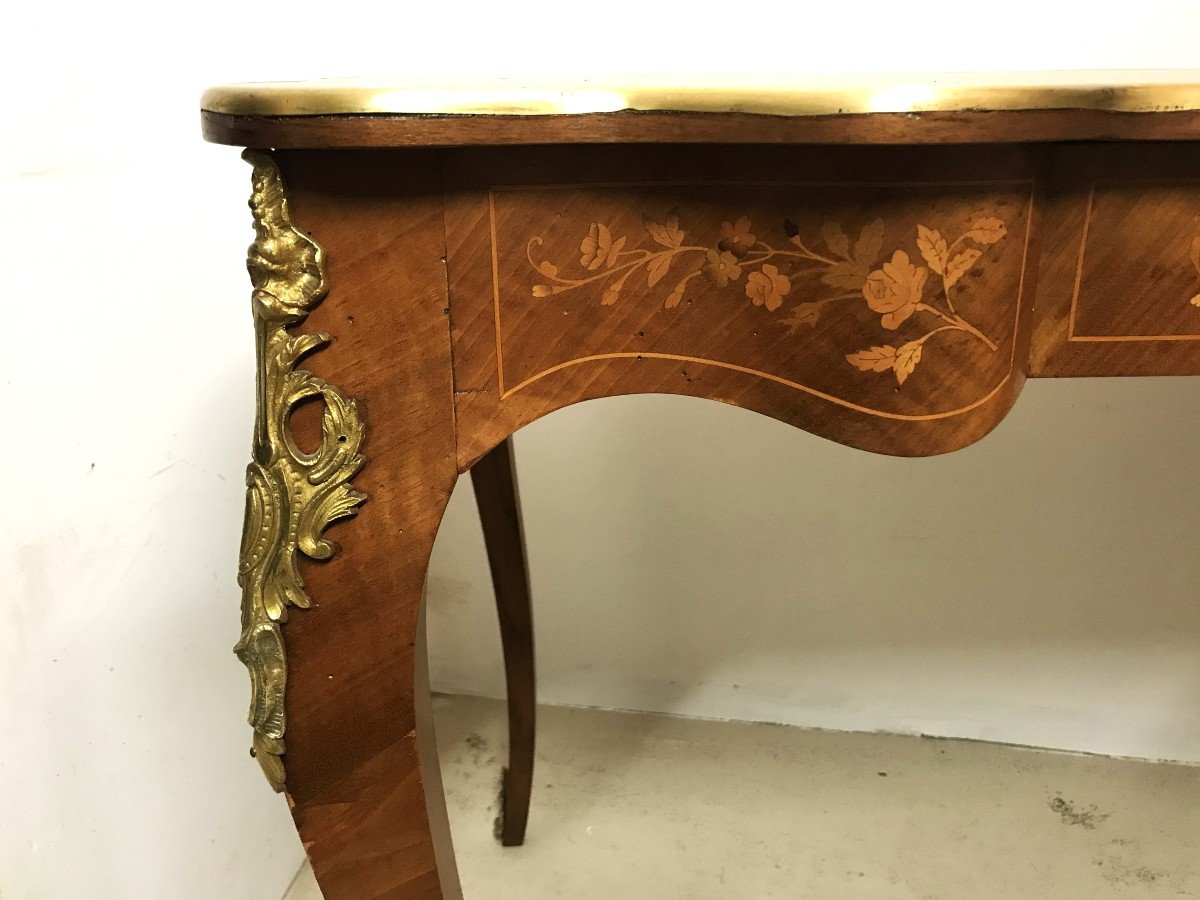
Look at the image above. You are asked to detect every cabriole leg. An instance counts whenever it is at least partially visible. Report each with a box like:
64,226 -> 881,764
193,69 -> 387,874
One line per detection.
233,149 -> 464,899
470,438 -> 537,846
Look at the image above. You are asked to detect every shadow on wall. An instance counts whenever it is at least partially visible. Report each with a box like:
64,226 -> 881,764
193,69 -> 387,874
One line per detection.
426,383 -> 1200,764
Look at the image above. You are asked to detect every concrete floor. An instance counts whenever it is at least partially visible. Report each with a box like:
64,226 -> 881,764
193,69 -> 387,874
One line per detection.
286,694 -> 1200,899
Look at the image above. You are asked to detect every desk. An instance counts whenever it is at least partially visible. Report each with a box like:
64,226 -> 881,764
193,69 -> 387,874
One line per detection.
201,73 -> 1200,898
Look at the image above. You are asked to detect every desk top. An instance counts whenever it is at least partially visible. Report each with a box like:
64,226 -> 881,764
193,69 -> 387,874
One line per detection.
201,71 -> 1200,147
202,72 -> 1200,117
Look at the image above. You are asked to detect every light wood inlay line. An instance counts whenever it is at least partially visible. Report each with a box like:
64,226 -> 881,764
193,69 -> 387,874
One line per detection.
501,352 -> 1013,421
1068,178 -> 1200,342
488,189 -> 507,395
491,181 -> 1034,421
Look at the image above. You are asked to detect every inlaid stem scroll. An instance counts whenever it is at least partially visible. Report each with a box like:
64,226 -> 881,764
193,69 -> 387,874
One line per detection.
528,211 -> 1008,387
234,150 -> 366,791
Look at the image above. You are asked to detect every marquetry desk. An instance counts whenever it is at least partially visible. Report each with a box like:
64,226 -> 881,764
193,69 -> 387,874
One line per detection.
202,73 -> 1200,898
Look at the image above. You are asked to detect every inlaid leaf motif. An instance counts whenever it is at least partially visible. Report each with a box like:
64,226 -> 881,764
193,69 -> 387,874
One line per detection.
819,218 -> 885,288
645,214 -> 685,249
821,219 -> 852,259
647,254 -> 673,287
944,248 -> 983,288
846,344 -> 898,372
610,236 -> 628,263
894,341 -> 923,385
916,224 -> 948,275
853,218 -> 885,267
821,262 -> 869,290
784,301 -> 825,330
665,275 -> 692,309
528,207 -> 1007,390
964,217 -> 1007,245
602,269 -> 638,306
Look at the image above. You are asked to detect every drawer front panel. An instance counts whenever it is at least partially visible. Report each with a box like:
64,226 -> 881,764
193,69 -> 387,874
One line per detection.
1030,144 -> 1200,376
494,180 -> 1032,416
445,145 -> 1040,461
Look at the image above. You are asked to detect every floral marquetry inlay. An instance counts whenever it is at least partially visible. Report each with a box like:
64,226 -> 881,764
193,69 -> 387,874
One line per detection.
528,210 -> 1009,386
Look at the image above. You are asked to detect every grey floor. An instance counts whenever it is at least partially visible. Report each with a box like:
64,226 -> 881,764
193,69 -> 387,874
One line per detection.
286,694 -> 1200,898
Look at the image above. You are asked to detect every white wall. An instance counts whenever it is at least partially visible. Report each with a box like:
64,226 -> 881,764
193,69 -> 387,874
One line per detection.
3,1 -> 1200,898
428,386 -> 1200,763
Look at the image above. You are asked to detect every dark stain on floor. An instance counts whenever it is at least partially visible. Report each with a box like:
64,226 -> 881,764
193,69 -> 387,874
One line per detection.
1094,839 -> 1166,887
1048,794 -> 1110,829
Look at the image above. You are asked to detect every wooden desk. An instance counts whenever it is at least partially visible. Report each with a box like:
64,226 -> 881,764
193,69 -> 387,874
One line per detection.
202,73 -> 1200,898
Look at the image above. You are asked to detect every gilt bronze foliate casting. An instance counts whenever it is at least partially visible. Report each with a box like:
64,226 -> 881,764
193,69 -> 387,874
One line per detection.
234,150 -> 366,791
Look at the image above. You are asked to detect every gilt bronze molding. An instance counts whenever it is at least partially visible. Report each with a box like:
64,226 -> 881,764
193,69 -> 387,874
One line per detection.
200,71 -> 1200,119
234,150 -> 366,791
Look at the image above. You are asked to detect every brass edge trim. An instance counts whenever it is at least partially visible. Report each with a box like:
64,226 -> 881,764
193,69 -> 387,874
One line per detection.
234,150 -> 366,791
201,72 -> 1200,118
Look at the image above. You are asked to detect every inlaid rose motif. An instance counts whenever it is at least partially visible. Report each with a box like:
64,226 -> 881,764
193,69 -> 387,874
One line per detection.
527,211 -> 1008,388
862,250 -> 928,330
745,264 -> 792,311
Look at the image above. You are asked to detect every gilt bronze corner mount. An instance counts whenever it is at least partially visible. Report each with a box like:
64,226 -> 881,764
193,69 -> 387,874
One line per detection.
234,150 -> 366,791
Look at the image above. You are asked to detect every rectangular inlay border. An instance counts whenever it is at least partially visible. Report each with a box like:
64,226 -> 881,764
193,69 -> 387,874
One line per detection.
1068,179 -> 1200,343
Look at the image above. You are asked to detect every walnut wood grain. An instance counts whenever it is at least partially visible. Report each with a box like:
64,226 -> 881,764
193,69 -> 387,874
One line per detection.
202,108 -> 1200,149
1029,142 -> 1200,376
446,144 -> 1041,464
271,150 -> 464,900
